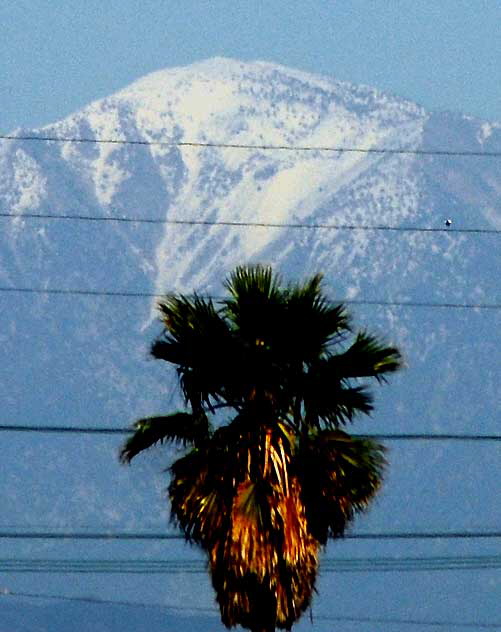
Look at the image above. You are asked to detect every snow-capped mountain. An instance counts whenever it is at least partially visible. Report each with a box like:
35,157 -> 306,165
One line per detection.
0,60 -> 499,609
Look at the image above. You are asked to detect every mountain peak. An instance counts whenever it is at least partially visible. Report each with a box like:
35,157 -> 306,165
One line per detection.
40,56 -> 425,163
108,56 -> 423,118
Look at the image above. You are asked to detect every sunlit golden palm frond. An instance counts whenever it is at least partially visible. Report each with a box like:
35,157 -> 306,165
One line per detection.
168,447 -> 231,547
208,427 -> 319,631
210,477 -> 318,631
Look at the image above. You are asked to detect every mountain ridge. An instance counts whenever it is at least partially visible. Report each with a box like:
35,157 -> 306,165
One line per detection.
0,57 -> 499,623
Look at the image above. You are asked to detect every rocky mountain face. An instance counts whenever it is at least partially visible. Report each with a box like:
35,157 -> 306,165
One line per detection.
0,59 -> 499,612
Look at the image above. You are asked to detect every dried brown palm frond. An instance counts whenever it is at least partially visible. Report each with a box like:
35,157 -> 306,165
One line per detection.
209,429 -> 319,631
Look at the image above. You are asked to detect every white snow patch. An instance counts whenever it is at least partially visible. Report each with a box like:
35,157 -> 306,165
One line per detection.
476,122 -> 501,144
10,149 -> 47,215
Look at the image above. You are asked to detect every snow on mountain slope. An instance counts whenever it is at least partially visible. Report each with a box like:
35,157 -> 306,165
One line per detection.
5,58 -> 428,292
0,59 -> 499,599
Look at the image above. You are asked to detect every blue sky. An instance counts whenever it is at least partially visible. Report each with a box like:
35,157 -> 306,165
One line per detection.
1,0 -> 500,133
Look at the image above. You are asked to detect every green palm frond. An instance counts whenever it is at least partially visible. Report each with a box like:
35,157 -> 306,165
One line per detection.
223,265 -> 286,359
324,383 -> 374,425
154,294 -> 230,361
284,274 -> 351,355
224,264 -> 283,305
297,429 -> 386,543
223,268 -> 351,369
119,412 -> 211,463
330,331 -> 403,381
173,296 -> 228,341
302,360 -> 374,428
152,295 -> 237,410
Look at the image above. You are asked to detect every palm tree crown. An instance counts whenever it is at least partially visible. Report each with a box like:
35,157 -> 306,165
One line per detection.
121,265 -> 402,632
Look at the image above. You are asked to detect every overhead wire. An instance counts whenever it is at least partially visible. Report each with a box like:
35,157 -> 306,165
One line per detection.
0,530 -> 499,541
0,286 -> 499,309
1,211 -> 500,235
1,133 -> 501,158
0,588 -> 183,611
0,146 -> 498,310
1,136 -> 498,308
313,613 -> 501,629
1,590 -> 499,628
0,424 -> 499,441
1,554 -> 500,574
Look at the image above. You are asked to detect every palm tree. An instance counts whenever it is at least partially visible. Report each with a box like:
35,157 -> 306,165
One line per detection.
121,265 -> 402,632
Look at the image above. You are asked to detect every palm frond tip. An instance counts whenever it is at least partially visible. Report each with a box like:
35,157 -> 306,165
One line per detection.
119,412 -> 210,463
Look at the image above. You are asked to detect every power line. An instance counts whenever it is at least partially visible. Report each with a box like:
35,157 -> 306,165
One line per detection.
358,433 -> 501,441
0,425 -> 499,441
342,299 -> 500,310
314,613 -> 501,629
2,211 -> 499,235
0,286 -> 499,310
0,424 -> 128,434
1,522 -> 498,532
6,554 -> 500,566
1,590 -> 499,629
1,565 -> 499,575
0,530 -> 499,541
1,554 -> 499,574
0,531 -> 177,540
2,133 -> 501,158
0,589 -> 189,611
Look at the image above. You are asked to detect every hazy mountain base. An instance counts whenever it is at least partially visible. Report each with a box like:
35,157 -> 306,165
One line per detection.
0,599 -> 220,632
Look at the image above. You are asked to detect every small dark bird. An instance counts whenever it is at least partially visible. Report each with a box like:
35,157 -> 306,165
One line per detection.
445,219 -> 452,227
